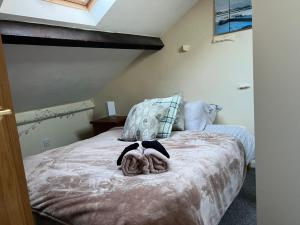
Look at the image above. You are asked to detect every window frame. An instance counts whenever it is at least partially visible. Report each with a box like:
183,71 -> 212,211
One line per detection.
44,0 -> 96,11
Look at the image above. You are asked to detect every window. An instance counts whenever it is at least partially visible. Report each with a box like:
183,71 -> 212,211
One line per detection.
45,0 -> 96,10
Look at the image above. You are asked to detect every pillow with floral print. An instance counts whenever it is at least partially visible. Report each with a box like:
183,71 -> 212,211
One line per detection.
120,101 -> 169,141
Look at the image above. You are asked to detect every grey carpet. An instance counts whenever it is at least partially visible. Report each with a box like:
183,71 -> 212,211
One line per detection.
219,168 -> 256,225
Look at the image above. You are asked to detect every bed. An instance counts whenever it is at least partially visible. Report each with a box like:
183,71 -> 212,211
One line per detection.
24,127 -> 246,225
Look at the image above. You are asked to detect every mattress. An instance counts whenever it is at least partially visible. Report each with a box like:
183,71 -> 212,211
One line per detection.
24,128 -> 246,225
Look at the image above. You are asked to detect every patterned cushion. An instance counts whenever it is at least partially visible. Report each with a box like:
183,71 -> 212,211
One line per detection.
147,95 -> 182,138
121,101 -> 169,141
172,101 -> 185,131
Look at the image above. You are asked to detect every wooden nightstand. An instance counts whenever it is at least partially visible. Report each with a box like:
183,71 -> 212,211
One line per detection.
90,116 -> 127,136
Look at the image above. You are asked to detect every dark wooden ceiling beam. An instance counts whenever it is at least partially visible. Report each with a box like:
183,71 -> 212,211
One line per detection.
0,20 -> 164,50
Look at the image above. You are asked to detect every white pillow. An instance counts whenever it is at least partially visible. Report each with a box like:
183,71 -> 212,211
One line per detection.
208,104 -> 222,123
184,101 -> 222,131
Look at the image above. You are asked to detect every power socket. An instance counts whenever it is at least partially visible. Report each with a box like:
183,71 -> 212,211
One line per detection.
41,138 -> 51,151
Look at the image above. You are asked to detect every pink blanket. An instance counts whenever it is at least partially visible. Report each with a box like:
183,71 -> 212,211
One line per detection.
24,128 -> 246,225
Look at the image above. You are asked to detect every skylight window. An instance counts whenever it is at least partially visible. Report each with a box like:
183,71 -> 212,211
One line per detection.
45,0 -> 96,10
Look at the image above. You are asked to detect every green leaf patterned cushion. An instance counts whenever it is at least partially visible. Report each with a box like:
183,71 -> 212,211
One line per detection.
146,95 -> 183,138
121,101 -> 169,141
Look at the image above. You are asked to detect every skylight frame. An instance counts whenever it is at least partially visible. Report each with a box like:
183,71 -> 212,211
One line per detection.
66,0 -> 90,6
44,0 -> 97,11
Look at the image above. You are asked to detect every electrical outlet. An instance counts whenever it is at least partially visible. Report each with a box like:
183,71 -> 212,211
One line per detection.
41,138 -> 51,151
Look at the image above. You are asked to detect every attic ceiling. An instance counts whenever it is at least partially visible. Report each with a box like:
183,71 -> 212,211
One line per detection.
98,0 -> 198,36
4,45 -> 143,112
0,0 -> 198,35
0,0 -> 198,112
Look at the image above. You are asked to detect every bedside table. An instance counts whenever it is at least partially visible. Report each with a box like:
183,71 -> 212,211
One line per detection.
90,116 -> 127,136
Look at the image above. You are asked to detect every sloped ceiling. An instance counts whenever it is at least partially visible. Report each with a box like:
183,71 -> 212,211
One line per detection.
4,45 -> 142,112
98,0 -> 199,36
1,0 -> 198,112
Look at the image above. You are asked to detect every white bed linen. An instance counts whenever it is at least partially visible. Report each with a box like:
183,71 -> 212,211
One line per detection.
204,124 -> 255,165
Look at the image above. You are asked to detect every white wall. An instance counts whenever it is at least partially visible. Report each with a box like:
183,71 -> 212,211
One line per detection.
94,0 -> 255,132
253,0 -> 300,224
17,102 -> 94,157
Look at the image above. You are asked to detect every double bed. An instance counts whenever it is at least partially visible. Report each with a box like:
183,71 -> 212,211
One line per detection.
24,127 -> 249,225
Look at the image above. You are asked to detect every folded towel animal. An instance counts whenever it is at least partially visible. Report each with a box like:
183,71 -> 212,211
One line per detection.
117,143 -> 139,166
142,140 -> 170,159
121,149 -> 149,176
118,141 -> 170,176
144,148 -> 169,174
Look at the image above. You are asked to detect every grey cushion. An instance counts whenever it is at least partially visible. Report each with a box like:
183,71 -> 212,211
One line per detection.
184,101 -> 222,131
121,101 -> 169,141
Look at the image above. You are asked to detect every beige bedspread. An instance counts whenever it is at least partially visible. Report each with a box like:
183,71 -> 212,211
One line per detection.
24,128 -> 246,225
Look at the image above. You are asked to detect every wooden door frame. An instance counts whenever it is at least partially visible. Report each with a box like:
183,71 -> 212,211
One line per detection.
0,35 -> 34,225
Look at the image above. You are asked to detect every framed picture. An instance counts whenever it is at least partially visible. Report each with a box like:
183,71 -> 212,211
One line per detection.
215,0 -> 252,35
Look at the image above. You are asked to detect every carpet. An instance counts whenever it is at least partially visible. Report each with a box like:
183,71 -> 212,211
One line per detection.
219,168 -> 256,225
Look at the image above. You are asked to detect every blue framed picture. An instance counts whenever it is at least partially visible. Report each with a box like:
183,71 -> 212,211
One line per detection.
215,0 -> 252,35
